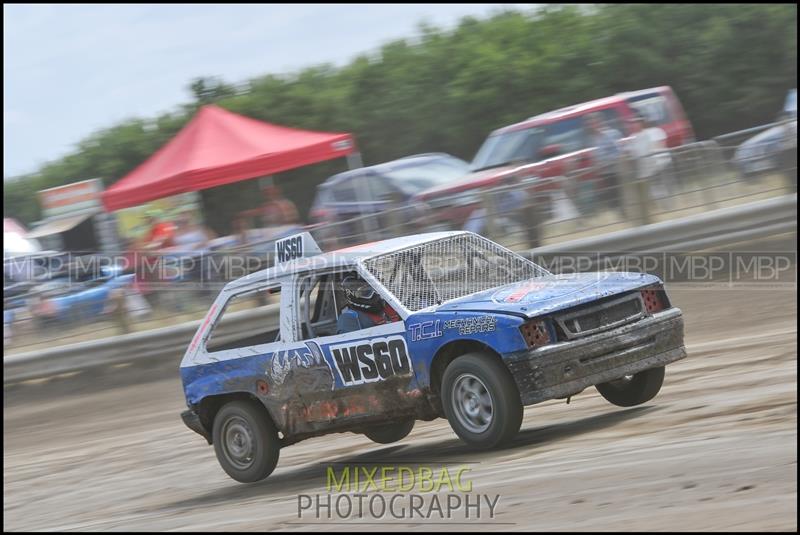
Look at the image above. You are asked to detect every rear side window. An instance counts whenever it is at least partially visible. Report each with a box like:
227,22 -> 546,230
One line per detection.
331,179 -> 358,202
315,186 -> 334,205
384,157 -> 469,195
367,174 -> 397,201
627,94 -> 673,126
206,285 -> 282,352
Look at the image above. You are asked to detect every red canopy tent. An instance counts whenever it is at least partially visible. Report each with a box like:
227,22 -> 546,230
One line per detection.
101,104 -> 357,211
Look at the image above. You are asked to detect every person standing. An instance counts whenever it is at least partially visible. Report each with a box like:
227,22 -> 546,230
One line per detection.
640,114 -> 673,210
142,209 -> 175,250
587,114 -> 624,212
624,113 -> 660,224
172,209 -> 215,251
238,185 -> 300,228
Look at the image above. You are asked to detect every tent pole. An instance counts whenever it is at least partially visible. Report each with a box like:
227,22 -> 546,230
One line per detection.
346,151 -> 364,170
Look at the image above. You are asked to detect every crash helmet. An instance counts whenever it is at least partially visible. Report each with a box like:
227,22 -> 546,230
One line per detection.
341,273 -> 383,313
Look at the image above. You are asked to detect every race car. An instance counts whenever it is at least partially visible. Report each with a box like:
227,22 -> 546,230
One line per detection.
179,231 -> 686,483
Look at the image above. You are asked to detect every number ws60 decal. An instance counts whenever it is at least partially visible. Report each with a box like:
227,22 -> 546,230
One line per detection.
329,335 -> 411,386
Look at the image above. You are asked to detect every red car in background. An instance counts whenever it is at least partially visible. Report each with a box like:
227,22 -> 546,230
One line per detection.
414,86 -> 695,228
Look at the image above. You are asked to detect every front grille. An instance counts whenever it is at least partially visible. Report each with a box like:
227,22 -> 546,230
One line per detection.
554,293 -> 644,340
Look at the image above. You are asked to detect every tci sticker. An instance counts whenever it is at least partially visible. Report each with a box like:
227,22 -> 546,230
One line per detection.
409,320 -> 444,341
443,315 -> 497,335
329,336 -> 411,386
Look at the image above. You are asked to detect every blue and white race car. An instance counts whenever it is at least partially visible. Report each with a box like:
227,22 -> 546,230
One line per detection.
179,231 -> 686,482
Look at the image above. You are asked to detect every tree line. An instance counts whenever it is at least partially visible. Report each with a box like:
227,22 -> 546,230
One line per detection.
4,4 -> 797,234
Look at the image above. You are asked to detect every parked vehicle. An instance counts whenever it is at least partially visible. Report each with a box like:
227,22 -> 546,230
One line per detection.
413,86 -> 694,229
179,231 -> 686,483
13,260 -> 134,328
733,89 -> 797,178
309,153 -> 469,243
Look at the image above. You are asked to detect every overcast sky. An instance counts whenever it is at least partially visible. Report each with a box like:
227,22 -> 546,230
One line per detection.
4,3 -> 539,178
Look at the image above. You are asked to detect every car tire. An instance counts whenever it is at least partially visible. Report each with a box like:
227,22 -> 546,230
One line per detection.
595,366 -> 665,407
441,353 -> 523,450
212,400 -> 280,483
363,418 -> 415,444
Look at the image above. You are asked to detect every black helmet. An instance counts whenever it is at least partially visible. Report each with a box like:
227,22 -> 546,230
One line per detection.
342,274 -> 383,313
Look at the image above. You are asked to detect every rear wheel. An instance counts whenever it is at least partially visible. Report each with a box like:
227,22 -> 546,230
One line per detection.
595,366 -> 665,407
441,353 -> 523,450
212,400 -> 280,483
364,418 -> 415,444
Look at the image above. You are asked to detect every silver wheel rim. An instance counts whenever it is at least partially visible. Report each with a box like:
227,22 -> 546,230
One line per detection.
222,416 -> 256,470
451,373 -> 494,433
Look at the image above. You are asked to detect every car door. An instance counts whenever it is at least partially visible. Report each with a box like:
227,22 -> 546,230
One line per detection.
288,270 -> 421,426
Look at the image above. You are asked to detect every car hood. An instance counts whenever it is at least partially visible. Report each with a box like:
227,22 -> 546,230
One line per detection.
434,272 -> 661,318
735,121 -> 796,157
413,164 -> 520,199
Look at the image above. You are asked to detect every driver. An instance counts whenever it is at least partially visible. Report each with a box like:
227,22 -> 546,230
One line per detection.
337,273 -> 400,334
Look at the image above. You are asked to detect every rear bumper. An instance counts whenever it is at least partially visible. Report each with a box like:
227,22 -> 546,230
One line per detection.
505,308 -> 686,405
181,409 -> 212,444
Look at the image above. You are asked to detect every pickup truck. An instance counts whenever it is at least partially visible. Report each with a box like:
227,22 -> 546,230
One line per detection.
413,86 -> 695,229
179,231 -> 687,482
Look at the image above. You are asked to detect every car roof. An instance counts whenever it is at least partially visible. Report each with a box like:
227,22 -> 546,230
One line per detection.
224,231 -> 468,291
494,86 -> 671,135
319,153 -> 463,189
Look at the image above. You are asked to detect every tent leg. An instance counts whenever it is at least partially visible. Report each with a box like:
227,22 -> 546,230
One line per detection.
346,152 -> 364,170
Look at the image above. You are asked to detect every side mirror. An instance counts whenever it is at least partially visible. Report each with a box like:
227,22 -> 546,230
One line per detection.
539,144 -> 562,160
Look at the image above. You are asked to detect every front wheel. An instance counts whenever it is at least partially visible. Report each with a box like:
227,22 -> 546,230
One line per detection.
595,366 -> 665,407
441,353 -> 523,450
363,418 -> 415,444
212,400 -> 280,483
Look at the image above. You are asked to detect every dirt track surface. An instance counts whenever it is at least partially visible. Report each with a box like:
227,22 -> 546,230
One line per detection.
4,286 -> 797,531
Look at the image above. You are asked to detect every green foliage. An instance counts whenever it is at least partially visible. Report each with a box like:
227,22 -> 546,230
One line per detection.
5,4 -> 797,230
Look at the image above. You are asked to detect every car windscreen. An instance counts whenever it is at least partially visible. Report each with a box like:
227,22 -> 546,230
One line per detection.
385,158 -> 469,195
362,233 -> 550,311
470,117 -> 588,171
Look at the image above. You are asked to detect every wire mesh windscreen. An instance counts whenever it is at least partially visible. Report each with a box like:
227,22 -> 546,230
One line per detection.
361,233 -> 551,311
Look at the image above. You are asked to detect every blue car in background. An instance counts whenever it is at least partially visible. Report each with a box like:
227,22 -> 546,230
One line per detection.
734,89 -> 797,178
24,263 -> 134,327
309,153 -> 469,243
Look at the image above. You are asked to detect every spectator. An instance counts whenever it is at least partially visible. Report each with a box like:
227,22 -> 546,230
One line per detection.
551,156 -> 582,221
232,216 -> 251,246
502,174 -> 542,249
238,185 -> 300,228
142,209 -> 176,250
586,114 -> 624,211
635,113 -> 674,209
462,185 -> 524,240
172,209 -> 216,251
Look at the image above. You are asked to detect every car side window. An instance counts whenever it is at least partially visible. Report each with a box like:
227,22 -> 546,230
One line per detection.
206,284 -> 282,353
367,172 -> 398,201
332,178 -> 358,203
544,116 -> 590,154
296,272 -> 347,340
